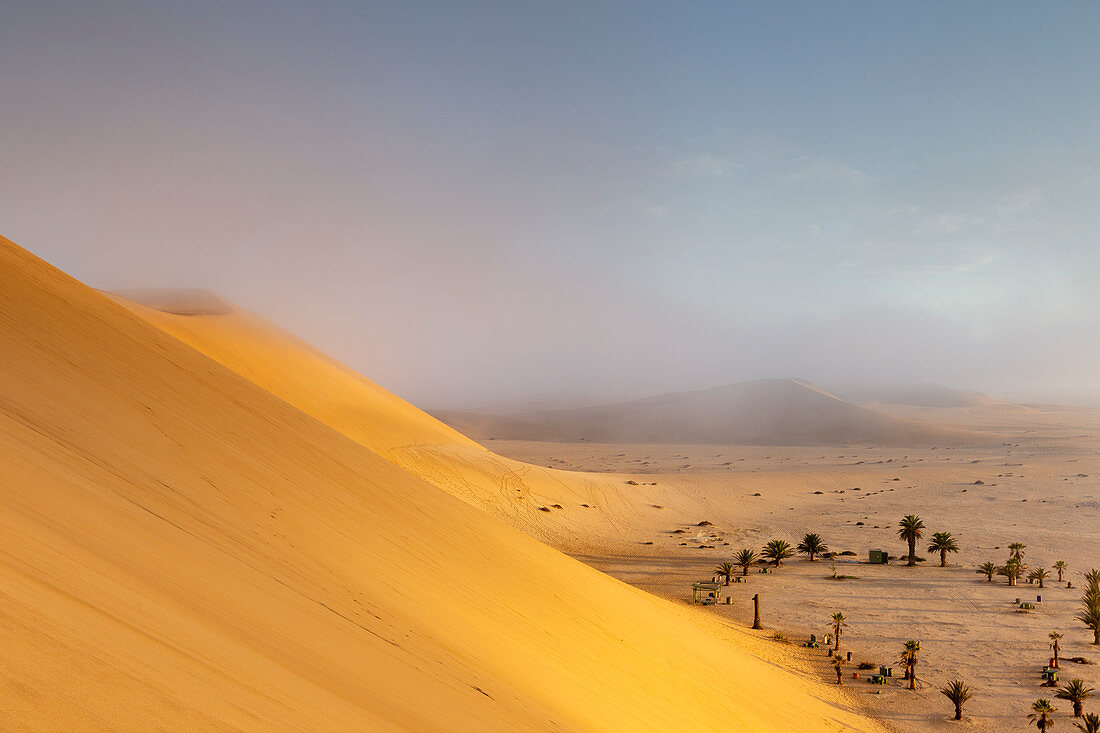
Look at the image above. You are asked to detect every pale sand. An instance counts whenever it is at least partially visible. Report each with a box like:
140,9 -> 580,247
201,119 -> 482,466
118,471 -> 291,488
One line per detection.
484,424 -> 1100,732
0,236 -> 883,731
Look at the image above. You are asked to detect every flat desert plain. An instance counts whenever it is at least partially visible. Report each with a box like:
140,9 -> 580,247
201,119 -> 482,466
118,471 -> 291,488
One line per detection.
483,404 -> 1100,731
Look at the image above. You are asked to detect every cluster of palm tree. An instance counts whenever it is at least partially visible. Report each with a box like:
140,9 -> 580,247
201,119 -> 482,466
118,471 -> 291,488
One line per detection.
1078,569 -> 1100,645
1029,682 -> 1100,730
895,514 -> 959,567
718,534 -> 831,580
899,639 -> 920,690
976,542 -> 1033,586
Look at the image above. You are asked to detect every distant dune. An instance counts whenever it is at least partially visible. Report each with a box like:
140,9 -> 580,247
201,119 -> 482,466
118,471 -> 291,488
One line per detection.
435,378 -> 993,446
0,238 -> 882,731
829,382 -> 1029,410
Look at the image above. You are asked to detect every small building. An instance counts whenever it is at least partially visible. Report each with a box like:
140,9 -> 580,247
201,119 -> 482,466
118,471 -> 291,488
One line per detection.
868,549 -> 890,564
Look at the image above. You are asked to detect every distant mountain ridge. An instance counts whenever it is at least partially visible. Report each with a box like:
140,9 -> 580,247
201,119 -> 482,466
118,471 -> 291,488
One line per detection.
433,378 -> 993,446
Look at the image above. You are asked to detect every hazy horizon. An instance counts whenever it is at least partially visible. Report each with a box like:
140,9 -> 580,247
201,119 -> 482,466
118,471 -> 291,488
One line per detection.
4,2 -> 1099,408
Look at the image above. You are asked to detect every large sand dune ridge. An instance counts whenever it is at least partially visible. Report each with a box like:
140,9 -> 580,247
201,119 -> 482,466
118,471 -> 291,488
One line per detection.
0,236 -> 883,730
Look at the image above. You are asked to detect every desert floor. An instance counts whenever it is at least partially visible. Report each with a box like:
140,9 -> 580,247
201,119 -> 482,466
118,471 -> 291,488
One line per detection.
484,404 -> 1100,731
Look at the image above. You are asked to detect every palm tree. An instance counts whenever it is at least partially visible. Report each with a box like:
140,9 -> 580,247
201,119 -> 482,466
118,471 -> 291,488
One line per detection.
761,539 -> 794,568
735,548 -> 757,576
977,561 -> 997,582
1078,605 -> 1100,646
1029,699 -> 1056,732
830,611 -> 847,653
1057,679 -> 1095,718
1056,561 -> 1068,583
900,639 -> 920,690
715,562 -> 735,586
998,557 -> 1024,586
928,531 -> 959,567
1051,632 -> 1064,669
1074,712 -> 1100,732
797,533 -> 828,561
940,679 -> 972,721
1031,568 -> 1051,589
1084,569 -> 1100,591
898,515 -> 925,566
1010,542 -> 1028,561
833,653 -> 845,685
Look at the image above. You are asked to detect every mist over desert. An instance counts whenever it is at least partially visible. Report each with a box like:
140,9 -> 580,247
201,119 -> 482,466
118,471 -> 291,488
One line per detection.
3,3 -> 1100,732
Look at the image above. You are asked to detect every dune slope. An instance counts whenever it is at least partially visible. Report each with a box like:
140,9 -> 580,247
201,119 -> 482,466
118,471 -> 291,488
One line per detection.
108,290 -> 637,539
0,237 -> 881,731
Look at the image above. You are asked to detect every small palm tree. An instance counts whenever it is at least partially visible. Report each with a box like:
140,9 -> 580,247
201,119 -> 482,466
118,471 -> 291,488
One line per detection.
898,515 -> 925,566
761,539 -> 794,568
998,557 -> 1024,586
940,679 -> 972,721
1051,632 -> 1064,669
735,548 -> 757,576
900,639 -> 920,690
830,611 -> 847,653
833,653 -> 844,685
797,533 -> 828,561
1010,542 -> 1028,561
1031,568 -> 1051,589
977,561 -> 997,582
1057,679 -> 1095,717
715,562 -> 735,586
1056,561 -> 1068,583
928,531 -> 959,567
1074,712 -> 1100,732
1030,699 -> 1056,732
1078,605 -> 1100,646
1084,569 -> 1100,591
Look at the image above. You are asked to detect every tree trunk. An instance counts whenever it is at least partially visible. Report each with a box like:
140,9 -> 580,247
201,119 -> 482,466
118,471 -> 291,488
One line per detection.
1094,627 -> 1099,645
940,550 -> 947,567
836,669 -> 842,684
908,665 -> 916,690
752,594 -> 762,630
833,632 -> 840,654
1075,701 -> 1083,717
724,577 -> 730,586
1039,578 -> 1044,588
954,702 -> 962,720
907,538 -> 916,566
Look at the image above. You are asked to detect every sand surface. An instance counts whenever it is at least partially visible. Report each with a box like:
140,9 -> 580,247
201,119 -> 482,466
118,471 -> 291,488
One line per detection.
483,419 -> 1100,731
0,236 -> 884,731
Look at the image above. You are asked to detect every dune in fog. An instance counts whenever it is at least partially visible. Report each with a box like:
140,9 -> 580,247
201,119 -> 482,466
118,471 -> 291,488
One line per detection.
435,378 -> 994,447
0,236 -> 884,730
829,383 -> 1032,410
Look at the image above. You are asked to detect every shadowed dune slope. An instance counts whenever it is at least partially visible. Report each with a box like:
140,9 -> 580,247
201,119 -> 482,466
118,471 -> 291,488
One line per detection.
436,378 -> 994,446
1,237 -> 881,731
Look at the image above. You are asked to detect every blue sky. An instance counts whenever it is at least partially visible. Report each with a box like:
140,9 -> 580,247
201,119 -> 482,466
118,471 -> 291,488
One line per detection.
2,2 -> 1099,405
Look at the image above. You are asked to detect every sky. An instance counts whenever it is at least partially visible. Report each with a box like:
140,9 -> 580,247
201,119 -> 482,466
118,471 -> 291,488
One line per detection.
2,1 -> 1099,407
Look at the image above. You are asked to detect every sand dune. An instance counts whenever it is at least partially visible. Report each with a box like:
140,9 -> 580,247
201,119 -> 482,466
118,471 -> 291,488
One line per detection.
436,378 -> 993,447
830,382 -> 1030,410
0,237 -> 883,731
